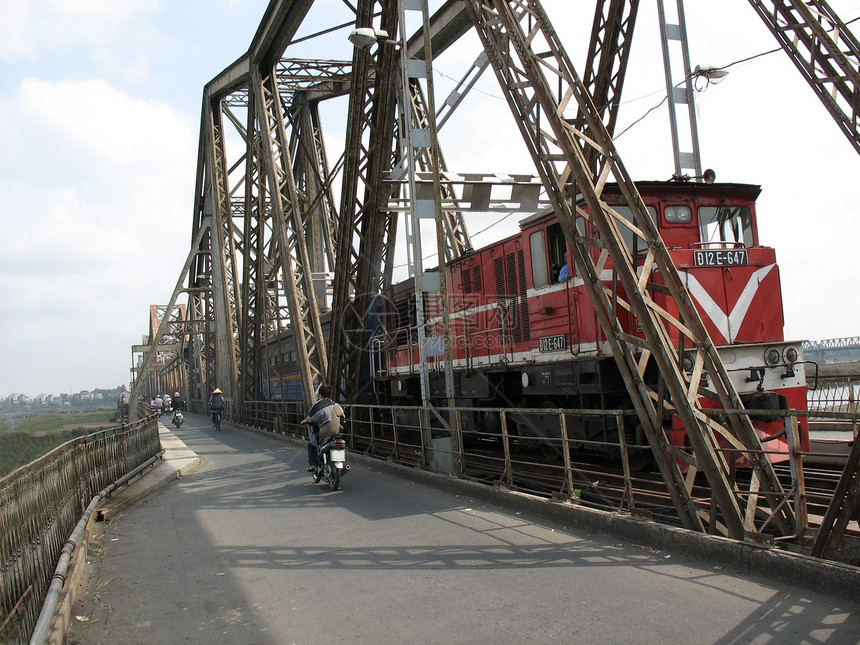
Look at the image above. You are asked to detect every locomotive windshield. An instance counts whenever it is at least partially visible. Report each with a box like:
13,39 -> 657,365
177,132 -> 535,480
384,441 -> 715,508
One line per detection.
699,205 -> 754,247
613,206 -> 658,253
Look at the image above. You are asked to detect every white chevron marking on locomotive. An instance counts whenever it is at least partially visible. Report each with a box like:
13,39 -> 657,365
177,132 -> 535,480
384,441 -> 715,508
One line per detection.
681,264 -> 775,343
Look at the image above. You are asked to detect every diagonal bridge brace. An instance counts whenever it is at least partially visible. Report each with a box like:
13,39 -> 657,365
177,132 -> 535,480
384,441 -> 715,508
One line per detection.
465,0 -> 794,540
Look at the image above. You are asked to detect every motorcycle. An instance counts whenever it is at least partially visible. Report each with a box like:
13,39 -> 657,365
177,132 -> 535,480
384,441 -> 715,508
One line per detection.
310,433 -> 350,491
172,411 -> 185,429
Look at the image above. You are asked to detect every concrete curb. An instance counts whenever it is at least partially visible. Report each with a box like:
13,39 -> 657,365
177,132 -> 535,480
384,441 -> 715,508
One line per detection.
44,511 -> 99,645
97,426 -> 201,520
51,424 -> 200,643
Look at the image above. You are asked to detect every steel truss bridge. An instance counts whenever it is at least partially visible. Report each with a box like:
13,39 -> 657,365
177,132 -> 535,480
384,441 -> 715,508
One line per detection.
130,0 -> 860,557
804,337 -> 860,364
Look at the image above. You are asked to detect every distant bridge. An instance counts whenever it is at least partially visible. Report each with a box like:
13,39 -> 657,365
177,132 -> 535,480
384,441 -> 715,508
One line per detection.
803,337 -> 860,364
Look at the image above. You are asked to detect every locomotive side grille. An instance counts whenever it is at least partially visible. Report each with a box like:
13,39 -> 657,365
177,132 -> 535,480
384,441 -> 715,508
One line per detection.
494,257 -> 508,344
472,265 -> 482,293
505,253 -> 522,343
516,248 -> 531,342
494,257 -> 506,300
462,266 -> 473,293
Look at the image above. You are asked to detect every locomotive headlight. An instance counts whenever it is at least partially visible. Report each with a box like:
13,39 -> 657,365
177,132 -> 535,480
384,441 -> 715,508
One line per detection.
764,347 -> 782,367
681,354 -> 694,373
522,372 -> 530,388
665,205 -> 692,223
783,346 -> 799,364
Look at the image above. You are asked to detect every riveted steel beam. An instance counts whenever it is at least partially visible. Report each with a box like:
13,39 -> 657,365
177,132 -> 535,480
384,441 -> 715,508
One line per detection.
579,0 -> 641,171
749,0 -> 860,156
328,0 -> 402,402
465,0 -> 794,540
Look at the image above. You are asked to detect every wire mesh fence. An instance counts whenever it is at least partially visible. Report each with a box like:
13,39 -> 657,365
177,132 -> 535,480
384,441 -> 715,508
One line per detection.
0,413 -> 160,644
808,375 -> 858,414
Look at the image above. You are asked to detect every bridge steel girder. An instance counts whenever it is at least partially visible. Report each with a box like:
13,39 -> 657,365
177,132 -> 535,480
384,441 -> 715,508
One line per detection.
288,95 -> 337,306
235,90 -> 267,412
326,0 -> 487,401
130,305 -> 187,402
465,0 -> 794,541
129,223 -> 212,412
127,0 -> 860,555
328,0 -> 402,402
579,0 -> 641,169
159,0 -> 328,415
207,97 -> 243,409
748,0 -> 860,156
812,432 -> 860,559
134,1 -> 477,412
251,63 -> 329,407
135,62 -> 345,415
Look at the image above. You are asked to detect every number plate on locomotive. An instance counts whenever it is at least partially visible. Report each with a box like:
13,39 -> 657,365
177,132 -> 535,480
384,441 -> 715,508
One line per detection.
693,249 -> 748,267
538,335 -> 567,352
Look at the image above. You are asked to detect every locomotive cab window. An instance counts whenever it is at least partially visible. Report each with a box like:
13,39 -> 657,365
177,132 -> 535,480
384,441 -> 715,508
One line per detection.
699,205 -> 754,247
530,223 -> 567,287
529,230 -> 548,287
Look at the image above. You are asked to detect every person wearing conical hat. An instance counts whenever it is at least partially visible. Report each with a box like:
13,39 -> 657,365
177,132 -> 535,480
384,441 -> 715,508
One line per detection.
209,388 -> 224,410
208,388 -> 225,429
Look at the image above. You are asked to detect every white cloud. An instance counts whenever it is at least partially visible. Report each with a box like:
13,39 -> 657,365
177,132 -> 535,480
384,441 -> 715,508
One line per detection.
0,3 -> 33,61
55,0 -> 160,46
19,78 -> 191,179
0,77 -> 195,394
0,0 -> 164,85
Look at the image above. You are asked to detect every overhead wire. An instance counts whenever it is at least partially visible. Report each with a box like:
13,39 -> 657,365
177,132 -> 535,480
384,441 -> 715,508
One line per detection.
615,12 -> 860,139
419,10 -> 860,252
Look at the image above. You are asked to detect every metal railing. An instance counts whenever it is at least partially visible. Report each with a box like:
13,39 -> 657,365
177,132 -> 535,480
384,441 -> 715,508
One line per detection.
242,399 -> 304,434
0,413 -> 160,644
239,399 -> 859,558
808,375 -> 858,438
808,375 -> 858,413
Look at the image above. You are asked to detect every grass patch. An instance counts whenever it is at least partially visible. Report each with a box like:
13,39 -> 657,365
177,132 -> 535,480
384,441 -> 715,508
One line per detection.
0,410 -> 114,434
0,411 -> 118,478
816,362 -> 860,378
0,430 -> 88,479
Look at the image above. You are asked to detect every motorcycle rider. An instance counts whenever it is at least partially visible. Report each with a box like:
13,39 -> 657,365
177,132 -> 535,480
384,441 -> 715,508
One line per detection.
171,391 -> 185,425
302,384 -> 344,471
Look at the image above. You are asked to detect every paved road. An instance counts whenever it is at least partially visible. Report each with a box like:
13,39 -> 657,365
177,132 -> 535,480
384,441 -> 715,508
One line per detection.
68,415 -> 860,644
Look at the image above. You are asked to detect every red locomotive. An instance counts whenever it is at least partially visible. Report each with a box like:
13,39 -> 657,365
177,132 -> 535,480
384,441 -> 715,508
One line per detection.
371,181 -> 809,463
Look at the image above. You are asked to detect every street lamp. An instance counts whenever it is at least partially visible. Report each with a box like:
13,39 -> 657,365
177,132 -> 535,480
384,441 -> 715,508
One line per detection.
693,65 -> 729,84
348,27 -> 390,50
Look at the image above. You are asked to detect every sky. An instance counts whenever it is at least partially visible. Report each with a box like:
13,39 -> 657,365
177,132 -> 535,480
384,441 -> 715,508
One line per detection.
1,0 -> 859,397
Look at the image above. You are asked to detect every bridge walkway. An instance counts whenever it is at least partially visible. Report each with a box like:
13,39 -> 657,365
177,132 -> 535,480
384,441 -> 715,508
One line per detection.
65,414 -> 860,644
